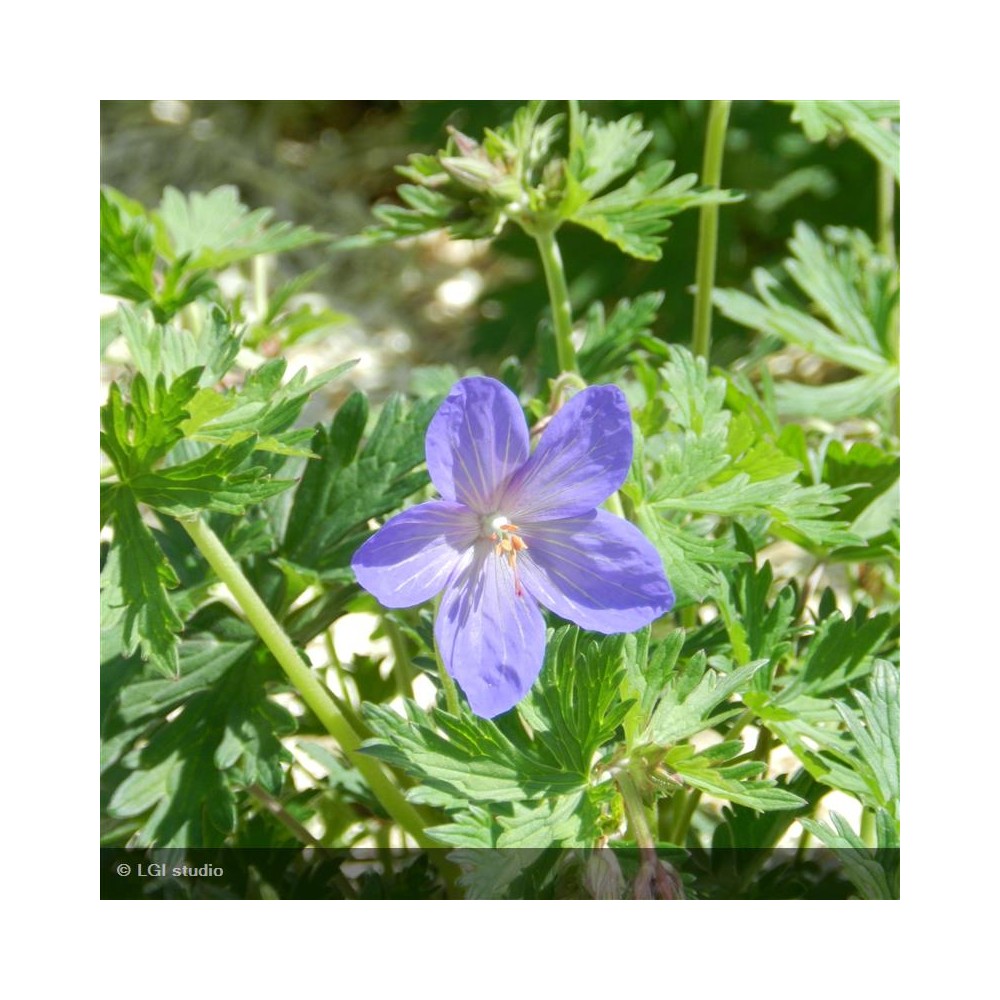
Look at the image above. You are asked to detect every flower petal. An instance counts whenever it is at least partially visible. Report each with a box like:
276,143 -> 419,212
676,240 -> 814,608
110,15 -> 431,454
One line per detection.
501,384 -> 632,520
518,510 -> 674,633
425,377 -> 530,513
351,501 -> 478,608
435,541 -> 546,718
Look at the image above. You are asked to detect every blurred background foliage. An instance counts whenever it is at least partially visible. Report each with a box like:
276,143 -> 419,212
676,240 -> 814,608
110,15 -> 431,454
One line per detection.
101,100 -> 895,379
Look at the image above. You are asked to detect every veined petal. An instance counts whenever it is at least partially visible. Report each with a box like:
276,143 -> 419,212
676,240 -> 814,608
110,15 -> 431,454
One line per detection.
351,501 -> 478,608
518,510 -> 674,633
435,541 -> 546,718
425,377 -> 530,513
501,384 -> 632,520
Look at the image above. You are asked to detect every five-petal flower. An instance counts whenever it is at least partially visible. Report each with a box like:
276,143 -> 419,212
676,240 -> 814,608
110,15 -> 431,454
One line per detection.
351,377 -> 674,718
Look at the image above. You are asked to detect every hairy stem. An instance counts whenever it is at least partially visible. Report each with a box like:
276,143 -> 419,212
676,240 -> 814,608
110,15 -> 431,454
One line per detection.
181,516 -> 434,847
691,100 -> 732,360
617,770 -> 656,850
534,226 -> 578,374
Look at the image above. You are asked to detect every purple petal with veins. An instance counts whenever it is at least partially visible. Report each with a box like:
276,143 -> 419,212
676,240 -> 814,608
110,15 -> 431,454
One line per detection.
434,541 -> 546,718
500,385 -> 633,520
424,376 -> 529,513
517,510 -> 675,633
351,501 -> 478,608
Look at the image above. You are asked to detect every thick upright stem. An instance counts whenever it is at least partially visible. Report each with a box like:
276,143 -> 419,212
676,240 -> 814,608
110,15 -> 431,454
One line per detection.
692,100 -> 732,360
534,226 -> 578,374
181,516 -> 434,847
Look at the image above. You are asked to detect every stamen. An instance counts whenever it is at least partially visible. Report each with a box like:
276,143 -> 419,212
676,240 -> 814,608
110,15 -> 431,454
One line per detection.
483,514 -> 529,597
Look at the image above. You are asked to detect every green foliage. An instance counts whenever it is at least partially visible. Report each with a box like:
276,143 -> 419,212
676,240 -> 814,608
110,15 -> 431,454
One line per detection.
118,305 -> 240,388
800,810 -> 899,899
786,100 -> 899,179
630,345 -> 859,604
101,489 -> 183,677
343,101 -> 738,262
578,292 -> 668,379
664,741 -> 806,812
101,184 -> 327,323
104,607 -> 295,846
713,224 -> 899,424
642,653 -> 766,746
157,185 -> 328,269
281,391 -> 440,577
362,626 -> 633,848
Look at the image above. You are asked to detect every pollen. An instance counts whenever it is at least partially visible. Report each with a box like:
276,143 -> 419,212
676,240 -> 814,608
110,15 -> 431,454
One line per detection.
484,514 -> 528,597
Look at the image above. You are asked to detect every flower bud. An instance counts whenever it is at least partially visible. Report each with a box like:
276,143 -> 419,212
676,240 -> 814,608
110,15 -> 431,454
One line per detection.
583,848 -> 626,900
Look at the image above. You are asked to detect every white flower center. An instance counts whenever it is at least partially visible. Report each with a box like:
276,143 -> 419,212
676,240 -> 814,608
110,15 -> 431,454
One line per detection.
484,513 -> 511,537
480,513 -> 528,598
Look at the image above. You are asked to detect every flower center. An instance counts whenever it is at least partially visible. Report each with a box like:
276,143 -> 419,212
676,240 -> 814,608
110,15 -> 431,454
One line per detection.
482,513 -> 528,598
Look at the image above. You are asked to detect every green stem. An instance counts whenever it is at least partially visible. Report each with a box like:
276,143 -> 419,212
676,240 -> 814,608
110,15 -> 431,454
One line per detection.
181,516 -> 434,848
860,807 -> 876,848
431,595 -> 461,715
383,616 -> 415,700
617,770 -> 655,850
670,787 -> 703,846
876,121 -> 900,434
691,100 -> 732,360
247,782 -> 324,849
876,124 -> 896,260
533,226 -> 578,374
252,254 -> 269,321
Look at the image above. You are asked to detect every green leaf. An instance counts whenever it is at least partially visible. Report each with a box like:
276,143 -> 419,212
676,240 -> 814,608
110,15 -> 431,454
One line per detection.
712,225 -> 898,423
833,660 -> 899,814
183,358 -> 357,451
129,437 -> 295,517
666,743 -> 807,812
788,101 -> 899,179
361,701 -> 584,804
636,508 -> 746,606
101,188 -> 157,302
821,440 -> 899,525
495,790 -> 601,848
517,628 -> 632,775
713,279 -> 887,374
451,847 -> 546,897
104,613 -> 295,847
119,305 -> 240,388
566,111 -> 651,198
578,292 -> 667,379
784,602 -> 897,700
639,346 -> 858,576
100,489 -> 182,677
282,391 -> 440,574
114,603 -> 257,724
156,185 -> 328,269
572,162 -> 740,261
642,654 -> 767,746
799,812 -> 898,899
774,370 -> 900,422
100,369 -> 202,480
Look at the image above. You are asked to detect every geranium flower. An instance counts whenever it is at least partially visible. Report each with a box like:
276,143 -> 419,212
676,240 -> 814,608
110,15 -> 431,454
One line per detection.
351,377 -> 674,717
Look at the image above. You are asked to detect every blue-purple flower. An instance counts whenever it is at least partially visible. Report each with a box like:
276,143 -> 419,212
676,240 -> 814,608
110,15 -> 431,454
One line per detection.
351,377 -> 674,718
